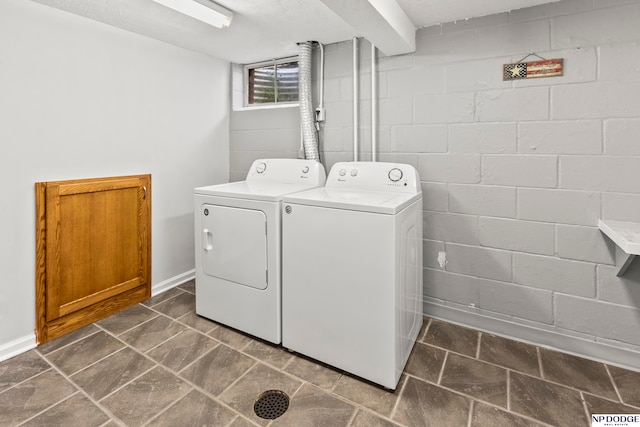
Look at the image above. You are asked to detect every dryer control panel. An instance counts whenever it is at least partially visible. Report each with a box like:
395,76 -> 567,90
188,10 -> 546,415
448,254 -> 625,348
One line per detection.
246,159 -> 326,186
326,162 -> 421,194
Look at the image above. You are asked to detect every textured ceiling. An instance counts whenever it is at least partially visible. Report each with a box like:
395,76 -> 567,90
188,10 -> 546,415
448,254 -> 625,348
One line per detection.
30,0 -> 561,63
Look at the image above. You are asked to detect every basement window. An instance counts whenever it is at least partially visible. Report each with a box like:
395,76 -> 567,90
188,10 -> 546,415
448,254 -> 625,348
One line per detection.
244,57 -> 299,106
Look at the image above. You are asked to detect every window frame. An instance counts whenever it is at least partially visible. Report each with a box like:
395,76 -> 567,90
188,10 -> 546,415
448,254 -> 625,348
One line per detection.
243,56 -> 299,107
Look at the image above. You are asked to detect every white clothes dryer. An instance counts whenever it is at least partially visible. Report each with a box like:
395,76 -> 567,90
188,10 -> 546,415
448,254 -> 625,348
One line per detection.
194,158 -> 326,344
281,161 -> 423,389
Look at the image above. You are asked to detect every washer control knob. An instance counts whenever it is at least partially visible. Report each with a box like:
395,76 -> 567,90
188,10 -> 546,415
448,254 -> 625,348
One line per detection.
388,168 -> 403,182
302,166 -> 310,174
339,169 -> 347,176
256,162 -> 267,174
350,169 -> 358,177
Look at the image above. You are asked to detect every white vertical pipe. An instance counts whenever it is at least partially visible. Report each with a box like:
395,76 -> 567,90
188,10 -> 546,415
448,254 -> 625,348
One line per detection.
353,37 -> 359,161
371,43 -> 377,162
318,42 -> 325,114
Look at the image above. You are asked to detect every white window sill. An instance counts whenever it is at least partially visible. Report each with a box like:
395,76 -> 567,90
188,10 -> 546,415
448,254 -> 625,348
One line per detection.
233,103 -> 299,112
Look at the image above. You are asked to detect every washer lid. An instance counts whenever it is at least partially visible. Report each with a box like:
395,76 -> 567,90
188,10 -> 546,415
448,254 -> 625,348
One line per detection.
282,187 -> 422,214
194,181 -> 319,202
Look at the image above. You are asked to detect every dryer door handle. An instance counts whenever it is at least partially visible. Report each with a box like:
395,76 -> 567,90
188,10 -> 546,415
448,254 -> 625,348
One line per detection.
203,229 -> 213,252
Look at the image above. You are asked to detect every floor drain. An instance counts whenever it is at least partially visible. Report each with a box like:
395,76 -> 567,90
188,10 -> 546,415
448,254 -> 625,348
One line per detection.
253,390 -> 290,420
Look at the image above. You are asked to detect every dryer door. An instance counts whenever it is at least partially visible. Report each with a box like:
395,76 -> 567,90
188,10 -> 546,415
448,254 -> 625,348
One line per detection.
201,204 -> 267,290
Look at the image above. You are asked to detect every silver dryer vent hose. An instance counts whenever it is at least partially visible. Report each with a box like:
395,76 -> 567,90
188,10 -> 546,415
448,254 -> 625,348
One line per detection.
298,41 -> 320,161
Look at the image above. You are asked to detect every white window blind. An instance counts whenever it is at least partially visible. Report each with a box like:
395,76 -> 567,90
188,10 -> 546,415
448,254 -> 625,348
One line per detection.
246,58 -> 299,105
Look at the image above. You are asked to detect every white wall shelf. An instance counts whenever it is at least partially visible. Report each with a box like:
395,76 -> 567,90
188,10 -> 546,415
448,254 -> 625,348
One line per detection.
598,220 -> 640,276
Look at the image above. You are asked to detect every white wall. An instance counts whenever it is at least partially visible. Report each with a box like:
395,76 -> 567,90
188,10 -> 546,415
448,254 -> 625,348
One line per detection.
229,0 -> 640,370
0,0 -> 230,359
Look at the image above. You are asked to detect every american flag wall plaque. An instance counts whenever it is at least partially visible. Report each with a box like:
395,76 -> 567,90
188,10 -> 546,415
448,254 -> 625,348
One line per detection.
503,58 -> 563,80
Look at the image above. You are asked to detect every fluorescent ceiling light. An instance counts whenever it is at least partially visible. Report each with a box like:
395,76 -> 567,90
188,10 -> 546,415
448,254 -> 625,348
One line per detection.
152,0 -> 233,28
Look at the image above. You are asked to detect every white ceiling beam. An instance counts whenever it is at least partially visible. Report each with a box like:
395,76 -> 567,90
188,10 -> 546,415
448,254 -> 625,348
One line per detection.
319,0 -> 415,56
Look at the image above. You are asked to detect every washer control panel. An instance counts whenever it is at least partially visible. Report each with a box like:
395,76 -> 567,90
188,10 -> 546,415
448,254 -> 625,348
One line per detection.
326,162 -> 420,194
246,159 -> 326,185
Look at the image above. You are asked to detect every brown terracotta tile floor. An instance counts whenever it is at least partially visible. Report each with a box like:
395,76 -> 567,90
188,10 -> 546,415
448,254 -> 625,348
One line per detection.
1,280 -> 639,426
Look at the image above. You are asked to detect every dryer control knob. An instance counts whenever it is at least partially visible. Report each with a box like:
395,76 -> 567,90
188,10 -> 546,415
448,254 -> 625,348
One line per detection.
302,166 -> 310,174
256,162 -> 267,174
388,168 -> 403,182
350,169 -> 358,177
339,169 -> 347,176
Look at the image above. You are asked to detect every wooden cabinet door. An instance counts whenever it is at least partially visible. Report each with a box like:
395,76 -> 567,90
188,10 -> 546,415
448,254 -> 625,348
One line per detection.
36,175 -> 151,343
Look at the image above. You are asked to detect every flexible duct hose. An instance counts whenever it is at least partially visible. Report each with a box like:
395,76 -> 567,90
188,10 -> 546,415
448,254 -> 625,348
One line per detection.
298,42 -> 320,161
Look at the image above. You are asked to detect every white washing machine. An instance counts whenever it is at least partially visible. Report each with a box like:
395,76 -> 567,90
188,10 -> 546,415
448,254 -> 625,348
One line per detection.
194,158 -> 326,344
281,161 -> 423,389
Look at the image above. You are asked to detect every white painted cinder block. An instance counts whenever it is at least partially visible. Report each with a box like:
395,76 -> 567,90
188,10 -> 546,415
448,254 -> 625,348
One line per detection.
423,239 -> 445,270
378,153 -> 419,167
555,294 -> 640,346
414,93 -> 475,124
230,129 -> 299,152
322,127 -> 352,152
556,225 -> 616,265
378,97 -> 413,126
597,263 -> 640,307
338,76 -> 355,102
444,242 -> 513,283
418,154 -> 481,184
323,101 -> 356,128
509,0 -> 593,23
386,66 -> 444,97
477,278 -> 553,324
421,182 -> 448,212
449,123 -> 517,154
446,57 -> 512,93
476,87 -> 549,122
599,41 -> 640,82
478,217 -> 555,255
414,18 -> 550,64
424,211 -> 479,245
390,125 -> 447,153
448,184 -> 516,218
602,192 -> 640,222
482,155 -> 558,188
517,120 -> 602,154
378,52 -> 414,71
517,188 -> 600,226
513,253 -> 596,297
560,156 -> 640,192
322,77 -> 342,103
552,2 -> 640,49
552,81 -> 640,120
423,268 -> 479,306
230,107 -> 299,131
605,119 -> 640,155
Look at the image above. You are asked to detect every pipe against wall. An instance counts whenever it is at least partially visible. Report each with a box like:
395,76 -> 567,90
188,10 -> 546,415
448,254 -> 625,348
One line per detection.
371,43 -> 377,162
353,37 -> 359,162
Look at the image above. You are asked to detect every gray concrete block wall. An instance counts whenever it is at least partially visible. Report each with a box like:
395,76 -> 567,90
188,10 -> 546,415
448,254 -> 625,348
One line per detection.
228,0 -> 640,368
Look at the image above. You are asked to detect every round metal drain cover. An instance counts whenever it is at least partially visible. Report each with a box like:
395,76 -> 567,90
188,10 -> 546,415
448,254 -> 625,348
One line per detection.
254,390 -> 290,420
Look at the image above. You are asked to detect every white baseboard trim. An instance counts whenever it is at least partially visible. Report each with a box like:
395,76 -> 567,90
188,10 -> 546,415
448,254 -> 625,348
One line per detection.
0,334 -> 37,363
152,269 -> 195,297
0,271 -> 195,363
424,301 -> 640,372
